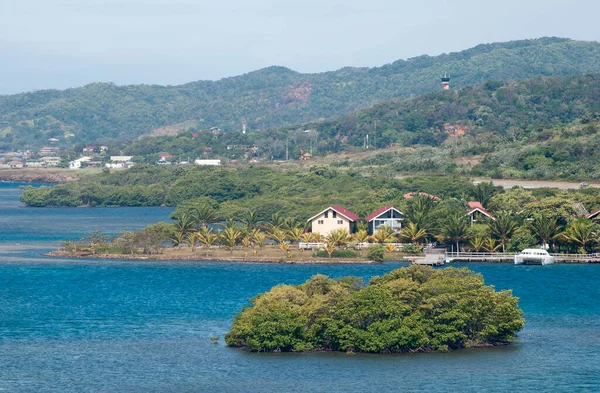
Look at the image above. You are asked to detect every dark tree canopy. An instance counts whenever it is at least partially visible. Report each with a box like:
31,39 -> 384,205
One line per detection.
225,265 -> 524,353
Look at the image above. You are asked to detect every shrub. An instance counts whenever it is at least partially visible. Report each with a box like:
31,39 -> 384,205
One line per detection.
366,244 -> 385,262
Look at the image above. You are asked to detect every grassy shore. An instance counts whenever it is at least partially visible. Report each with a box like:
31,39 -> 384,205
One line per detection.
45,245 -> 413,264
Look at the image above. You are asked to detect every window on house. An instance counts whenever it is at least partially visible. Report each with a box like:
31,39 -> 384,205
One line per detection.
324,212 -> 328,218
318,220 -> 324,225
333,211 -> 337,218
337,220 -> 343,225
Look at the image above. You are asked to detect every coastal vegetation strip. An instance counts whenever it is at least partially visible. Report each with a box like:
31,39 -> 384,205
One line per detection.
225,265 -> 525,353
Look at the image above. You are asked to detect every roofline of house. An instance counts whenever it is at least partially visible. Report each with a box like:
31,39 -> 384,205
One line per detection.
307,206 -> 357,223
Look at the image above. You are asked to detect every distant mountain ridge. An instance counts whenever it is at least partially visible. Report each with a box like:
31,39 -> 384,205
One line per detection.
1,37 -> 600,149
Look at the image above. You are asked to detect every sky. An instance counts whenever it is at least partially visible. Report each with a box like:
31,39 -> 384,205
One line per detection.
1,0 -> 599,94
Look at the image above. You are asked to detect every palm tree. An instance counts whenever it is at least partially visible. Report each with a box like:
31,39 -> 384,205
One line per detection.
558,219 -> 596,254
220,227 -> 242,254
352,229 -> 371,244
279,242 -> 291,258
283,217 -> 300,231
326,228 -> 351,246
482,238 -> 501,253
268,213 -> 285,231
324,241 -> 338,258
469,236 -> 485,252
407,195 -> 436,233
191,204 -> 219,228
185,231 -> 197,251
530,214 -> 561,250
437,213 -> 471,253
472,182 -> 497,208
371,226 -> 396,244
488,212 -> 519,252
196,226 -> 218,256
241,236 -> 252,248
384,243 -> 396,254
286,227 -> 304,243
242,209 -> 261,231
269,228 -> 289,245
171,231 -> 185,247
398,222 -> 428,245
172,214 -> 195,237
253,232 -> 267,248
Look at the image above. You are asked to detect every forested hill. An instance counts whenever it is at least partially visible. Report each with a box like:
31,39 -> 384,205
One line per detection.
309,73 -> 600,148
2,37 -> 600,149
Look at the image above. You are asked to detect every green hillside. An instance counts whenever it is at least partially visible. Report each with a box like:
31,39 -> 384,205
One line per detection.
113,72 -> 600,180
2,37 -> 600,149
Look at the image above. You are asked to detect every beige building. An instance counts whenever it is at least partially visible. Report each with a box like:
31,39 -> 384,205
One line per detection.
307,205 -> 359,236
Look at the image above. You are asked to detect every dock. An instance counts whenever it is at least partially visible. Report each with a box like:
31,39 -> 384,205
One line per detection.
445,252 -> 600,264
409,247 -> 446,266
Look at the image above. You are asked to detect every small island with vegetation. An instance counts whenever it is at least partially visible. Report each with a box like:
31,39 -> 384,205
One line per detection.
225,265 -> 524,353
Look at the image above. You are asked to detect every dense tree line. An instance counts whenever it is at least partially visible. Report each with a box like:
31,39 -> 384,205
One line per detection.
2,38 -> 600,150
225,265 -> 524,353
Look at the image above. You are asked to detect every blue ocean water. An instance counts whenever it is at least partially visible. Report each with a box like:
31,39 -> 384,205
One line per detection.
0,183 -> 599,392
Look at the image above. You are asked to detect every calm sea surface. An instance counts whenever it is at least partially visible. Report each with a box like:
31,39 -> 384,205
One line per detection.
0,183 -> 599,392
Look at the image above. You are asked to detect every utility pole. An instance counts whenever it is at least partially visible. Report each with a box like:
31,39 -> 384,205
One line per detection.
286,138 -> 289,161
373,120 -> 378,149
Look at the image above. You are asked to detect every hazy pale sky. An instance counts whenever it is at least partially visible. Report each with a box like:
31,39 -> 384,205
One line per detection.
1,0 -> 599,94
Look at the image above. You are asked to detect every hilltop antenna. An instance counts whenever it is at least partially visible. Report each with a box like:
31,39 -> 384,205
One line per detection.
242,119 -> 247,134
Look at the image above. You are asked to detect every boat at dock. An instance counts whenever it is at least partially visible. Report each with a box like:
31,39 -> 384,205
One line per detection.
514,249 -> 554,266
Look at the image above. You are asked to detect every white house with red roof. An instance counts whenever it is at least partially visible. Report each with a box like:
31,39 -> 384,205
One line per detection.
365,206 -> 405,235
307,205 -> 359,236
467,201 -> 495,226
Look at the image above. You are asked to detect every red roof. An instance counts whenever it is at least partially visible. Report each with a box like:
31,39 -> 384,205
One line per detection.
331,205 -> 360,221
587,208 -> 600,219
308,205 -> 360,222
159,153 -> 173,158
191,133 -> 199,138
467,201 -> 494,219
403,192 -> 440,201
84,145 -> 96,149
365,206 -> 404,222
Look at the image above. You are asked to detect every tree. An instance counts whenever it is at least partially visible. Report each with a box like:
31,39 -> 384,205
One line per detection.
196,226 -> 218,256
279,242 -> 291,258
472,182 -> 499,208
269,229 -> 289,245
324,241 -> 338,258
384,243 -> 396,254
398,222 -> 428,244
558,219 -> 596,253
327,228 -> 351,246
286,227 -> 304,243
371,226 -> 396,244
220,227 -> 243,253
488,212 -> 519,252
469,236 -> 485,252
367,244 -> 385,262
352,229 -> 370,244
482,238 -> 501,253
529,214 -> 561,249
242,209 -> 261,231
437,213 -> 471,252
172,214 -> 196,237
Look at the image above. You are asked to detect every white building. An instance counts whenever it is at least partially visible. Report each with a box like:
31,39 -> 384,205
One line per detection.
194,159 -> 221,166
69,156 -> 91,169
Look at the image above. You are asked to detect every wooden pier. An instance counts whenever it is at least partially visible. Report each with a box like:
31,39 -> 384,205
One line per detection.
445,252 -> 600,264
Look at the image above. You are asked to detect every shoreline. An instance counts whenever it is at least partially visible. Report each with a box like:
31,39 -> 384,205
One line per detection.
44,250 -> 382,264
43,250 -> 600,264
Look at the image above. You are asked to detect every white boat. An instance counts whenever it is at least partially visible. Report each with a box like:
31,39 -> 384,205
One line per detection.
514,249 -> 554,266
